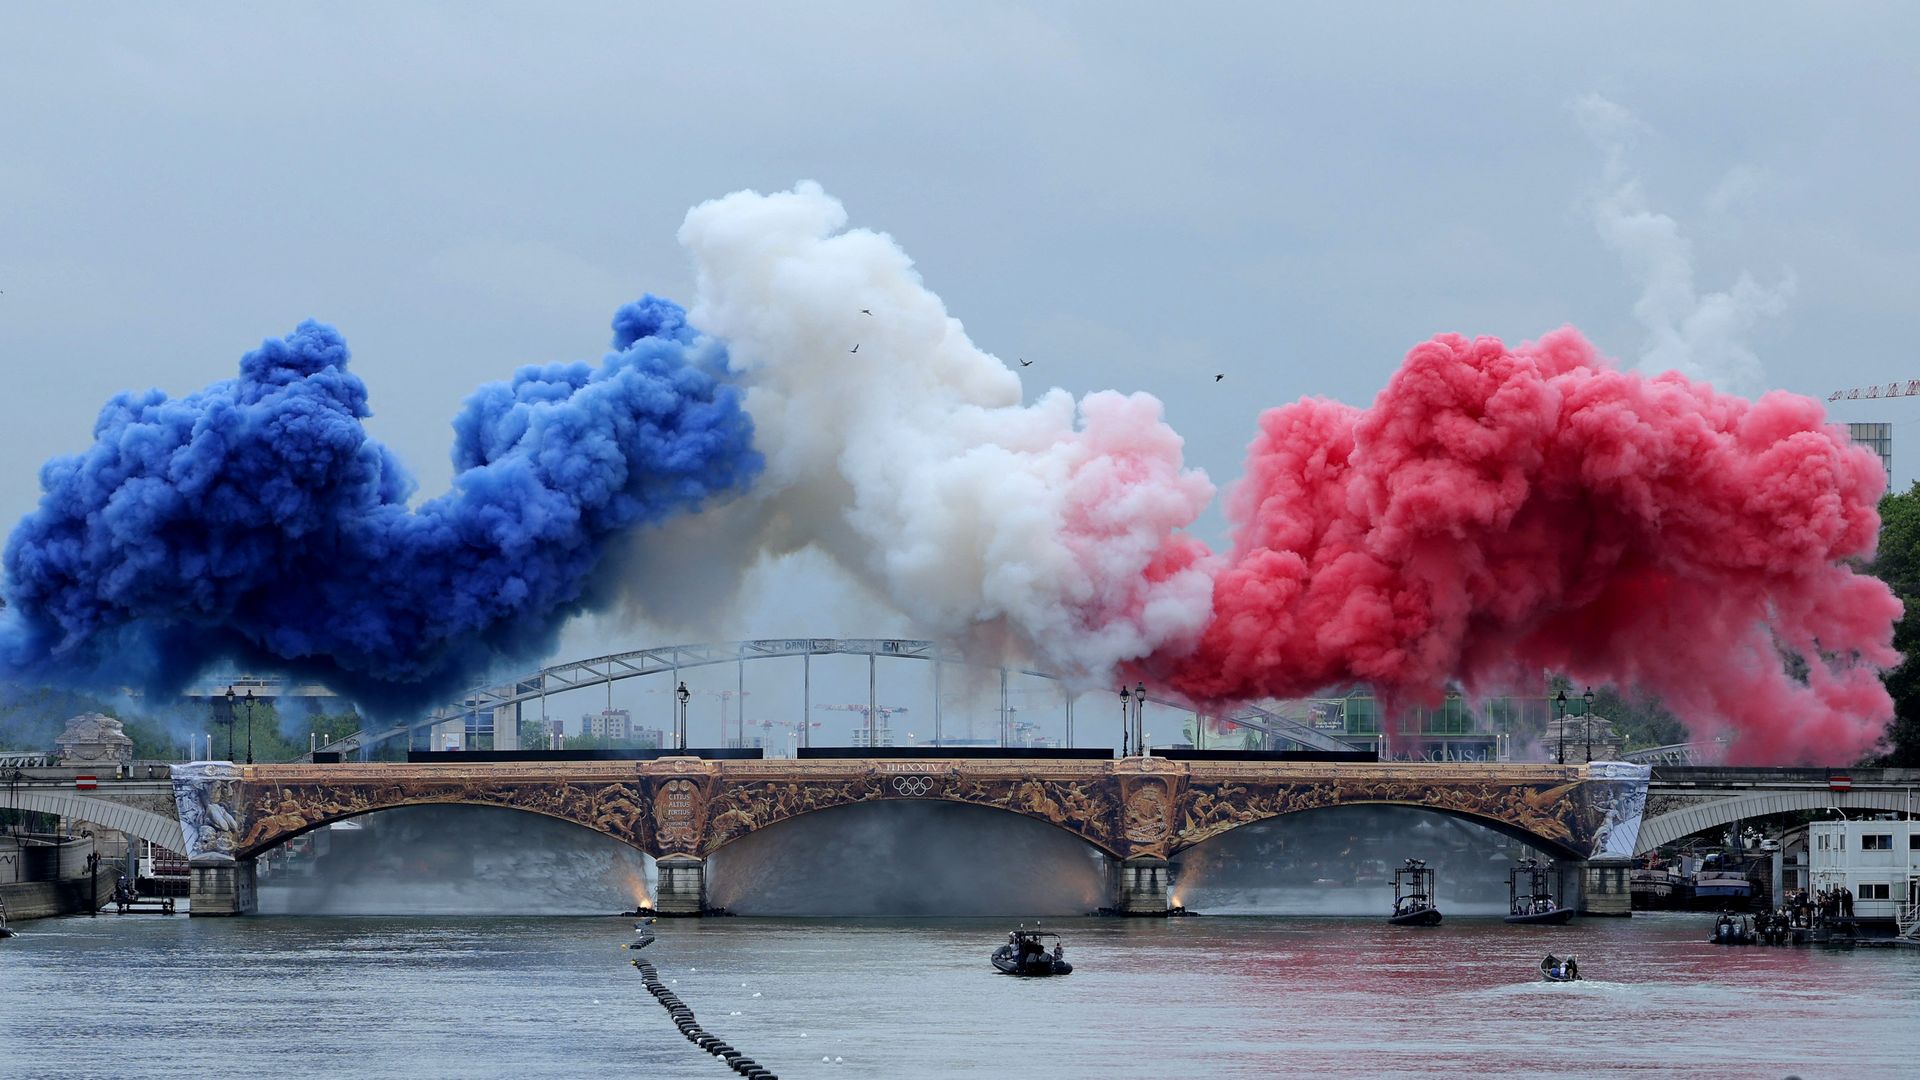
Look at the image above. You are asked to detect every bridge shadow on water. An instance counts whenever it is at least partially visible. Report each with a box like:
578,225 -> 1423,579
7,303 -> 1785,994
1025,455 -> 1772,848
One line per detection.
1172,805 -> 1557,916
254,804 -> 655,915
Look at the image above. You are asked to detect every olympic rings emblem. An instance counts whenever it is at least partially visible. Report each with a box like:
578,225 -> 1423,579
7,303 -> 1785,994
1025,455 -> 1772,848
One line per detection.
890,775 -> 935,797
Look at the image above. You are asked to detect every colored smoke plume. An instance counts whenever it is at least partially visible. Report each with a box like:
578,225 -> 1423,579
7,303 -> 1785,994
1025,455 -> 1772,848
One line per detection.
624,182 -> 1214,682
0,297 -> 758,714
1165,329 -> 1899,764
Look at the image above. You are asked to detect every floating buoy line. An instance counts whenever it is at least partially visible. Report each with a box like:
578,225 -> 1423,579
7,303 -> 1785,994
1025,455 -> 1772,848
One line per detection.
626,924 -> 779,1079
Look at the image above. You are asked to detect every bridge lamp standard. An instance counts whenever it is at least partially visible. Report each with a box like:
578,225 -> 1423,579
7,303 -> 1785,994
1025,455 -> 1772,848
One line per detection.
223,687 -> 237,762
1134,681 -> 1147,756
1582,687 -> 1596,764
1553,689 -> 1568,765
676,681 -> 690,752
243,689 -> 257,766
1118,686 -> 1131,757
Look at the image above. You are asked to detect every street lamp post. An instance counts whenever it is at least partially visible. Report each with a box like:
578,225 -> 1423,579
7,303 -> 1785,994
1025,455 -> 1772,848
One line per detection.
676,681 -> 690,751
1553,689 -> 1568,765
1582,686 -> 1596,764
223,688 -> 237,761
1133,682 -> 1147,756
1118,686 -> 1131,757
244,689 -> 257,765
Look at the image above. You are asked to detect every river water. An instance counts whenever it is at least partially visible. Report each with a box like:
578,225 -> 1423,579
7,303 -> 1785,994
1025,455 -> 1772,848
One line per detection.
2,913 -> 1914,1079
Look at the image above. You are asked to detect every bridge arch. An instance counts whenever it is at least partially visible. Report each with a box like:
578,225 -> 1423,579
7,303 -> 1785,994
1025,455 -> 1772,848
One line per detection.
703,797 -> 1112,915
232,777 -> 652,861
1168,799 -> 1587,862
1635,790 -> 1916,855
0,787 -> 186,854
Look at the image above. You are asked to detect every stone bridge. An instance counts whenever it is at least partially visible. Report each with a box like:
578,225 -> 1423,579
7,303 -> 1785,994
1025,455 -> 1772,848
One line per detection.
167,756 -> 1652,916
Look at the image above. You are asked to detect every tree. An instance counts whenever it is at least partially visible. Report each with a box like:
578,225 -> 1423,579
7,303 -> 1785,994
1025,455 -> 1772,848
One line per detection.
1869,483 -> 1920,766
1588,686 -> 1687,752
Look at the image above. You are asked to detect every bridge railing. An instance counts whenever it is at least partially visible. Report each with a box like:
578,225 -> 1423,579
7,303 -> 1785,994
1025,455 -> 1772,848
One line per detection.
1650,766 -> 1920,786
1899,897 -> 1920,941
314,638 -> 1355,759
2,763 -> 180,784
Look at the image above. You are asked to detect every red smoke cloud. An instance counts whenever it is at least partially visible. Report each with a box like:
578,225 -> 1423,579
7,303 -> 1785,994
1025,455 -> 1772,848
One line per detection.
1164,328 -> 1899,764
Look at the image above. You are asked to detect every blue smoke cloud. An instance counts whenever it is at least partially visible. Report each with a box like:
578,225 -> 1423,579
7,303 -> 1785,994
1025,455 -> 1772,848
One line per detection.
0,296 -> 759,716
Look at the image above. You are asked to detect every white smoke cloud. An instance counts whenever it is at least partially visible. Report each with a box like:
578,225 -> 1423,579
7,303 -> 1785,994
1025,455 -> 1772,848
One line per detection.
1574,93 -> 1794,394
629,183 -> 1215,683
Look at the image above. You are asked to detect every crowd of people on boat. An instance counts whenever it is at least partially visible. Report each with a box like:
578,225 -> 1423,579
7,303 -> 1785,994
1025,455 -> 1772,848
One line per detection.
1005,932 -> 1065,965
1511,896 -> 1559,916
1784,886 -> 1856,928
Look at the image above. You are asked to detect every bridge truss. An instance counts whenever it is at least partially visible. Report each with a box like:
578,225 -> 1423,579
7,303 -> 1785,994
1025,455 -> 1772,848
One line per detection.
317,638 -> 1353,759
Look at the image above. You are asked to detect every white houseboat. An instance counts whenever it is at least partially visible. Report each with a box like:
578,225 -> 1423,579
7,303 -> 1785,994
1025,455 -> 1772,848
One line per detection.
1806,817 -> 1920,934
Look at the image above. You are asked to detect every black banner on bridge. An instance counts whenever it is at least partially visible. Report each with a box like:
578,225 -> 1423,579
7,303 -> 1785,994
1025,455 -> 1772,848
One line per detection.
402,748 -> 768,763
797,747 -> 1114,760
1150,748 -> 1379,763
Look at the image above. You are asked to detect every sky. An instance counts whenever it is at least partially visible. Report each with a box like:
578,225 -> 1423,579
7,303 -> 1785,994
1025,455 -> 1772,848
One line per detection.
2,4 -> 1916,746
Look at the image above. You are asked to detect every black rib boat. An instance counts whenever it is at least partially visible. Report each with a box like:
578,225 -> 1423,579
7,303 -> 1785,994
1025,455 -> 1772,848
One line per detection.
1540,954 -> 1580,982
992,929 -> 1072,976
1389,858 -> 1443,926
1505,858 -> 1574,925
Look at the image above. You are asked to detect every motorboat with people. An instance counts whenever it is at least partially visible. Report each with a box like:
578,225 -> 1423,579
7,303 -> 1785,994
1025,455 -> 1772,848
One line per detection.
1753,908 -> 1793,945
1505,858 -> 1573,925
1389,858 -> 1443,927
992,928 -> 1072,977
1539,954 -> 1581,982
1708,912 -> 1756,945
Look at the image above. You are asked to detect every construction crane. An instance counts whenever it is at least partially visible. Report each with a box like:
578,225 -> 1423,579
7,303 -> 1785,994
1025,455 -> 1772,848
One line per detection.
814,703 -> 908,747
700,688 -> 750,746
1828,380 -> 1920,402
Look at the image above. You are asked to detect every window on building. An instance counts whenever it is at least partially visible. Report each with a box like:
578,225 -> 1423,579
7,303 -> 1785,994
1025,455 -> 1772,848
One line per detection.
1859,883 -> 1891,900
1911,834 -> 1920,851
1862,834 -> 1893,850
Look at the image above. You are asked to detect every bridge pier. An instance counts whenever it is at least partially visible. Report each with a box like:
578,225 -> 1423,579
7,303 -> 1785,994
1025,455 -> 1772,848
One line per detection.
189,859 -> 256,917
1560,858 -> 1632,917
654,855 -> 706,916
1111,857 -> 1171,915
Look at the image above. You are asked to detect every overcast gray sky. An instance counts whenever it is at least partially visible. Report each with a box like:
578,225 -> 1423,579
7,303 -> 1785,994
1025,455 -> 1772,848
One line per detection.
3,4 -> 1915,742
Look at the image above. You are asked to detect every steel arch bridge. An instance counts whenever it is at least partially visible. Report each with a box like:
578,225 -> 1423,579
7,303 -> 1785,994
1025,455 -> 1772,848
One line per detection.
316,638 -> 1352,759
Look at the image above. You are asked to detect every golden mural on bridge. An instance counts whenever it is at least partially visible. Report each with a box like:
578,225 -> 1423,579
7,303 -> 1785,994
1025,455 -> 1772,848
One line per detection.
210,758 -> 1623,863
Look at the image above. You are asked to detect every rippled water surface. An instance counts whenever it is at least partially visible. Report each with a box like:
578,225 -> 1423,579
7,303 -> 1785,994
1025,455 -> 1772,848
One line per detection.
3,913 -> 1915,1079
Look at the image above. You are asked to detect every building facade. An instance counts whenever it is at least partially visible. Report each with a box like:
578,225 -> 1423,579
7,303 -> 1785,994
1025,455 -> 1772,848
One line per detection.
1847,422 -> 1894,488
1806,818 -> 1919,922
584,709 -> 633,741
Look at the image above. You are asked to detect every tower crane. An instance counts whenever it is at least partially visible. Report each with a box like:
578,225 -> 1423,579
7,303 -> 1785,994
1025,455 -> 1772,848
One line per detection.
1828,380 -> 1920,402
814,703 -> 909,746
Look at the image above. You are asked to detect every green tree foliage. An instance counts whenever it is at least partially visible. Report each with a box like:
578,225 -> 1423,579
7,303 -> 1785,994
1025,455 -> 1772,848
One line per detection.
1869,483 -> 1920,766
1589,686 -> 1687,753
